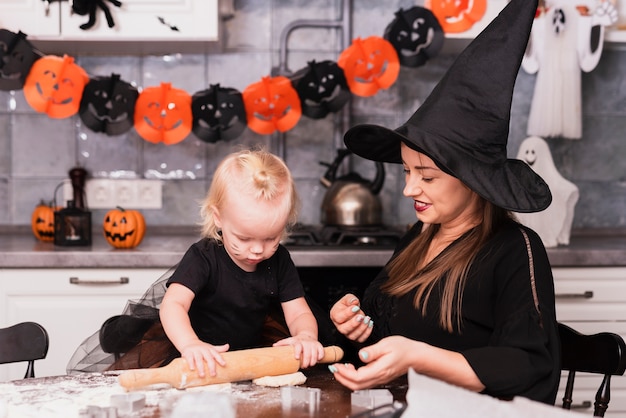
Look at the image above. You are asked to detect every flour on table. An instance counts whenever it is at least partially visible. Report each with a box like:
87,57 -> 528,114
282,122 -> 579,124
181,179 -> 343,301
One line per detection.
185,382 -> 232,392
252,371 -> 307,387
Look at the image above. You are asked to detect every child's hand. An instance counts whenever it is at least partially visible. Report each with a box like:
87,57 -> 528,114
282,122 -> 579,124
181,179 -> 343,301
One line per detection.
180,342 -> 229,378
273,335 -> 324,369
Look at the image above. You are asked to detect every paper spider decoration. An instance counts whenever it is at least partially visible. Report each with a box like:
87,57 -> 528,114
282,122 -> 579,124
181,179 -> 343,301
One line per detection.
72,0 -> 123,30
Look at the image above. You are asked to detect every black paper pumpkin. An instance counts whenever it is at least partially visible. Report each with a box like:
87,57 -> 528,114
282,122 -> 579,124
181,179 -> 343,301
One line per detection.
292,60 -> 351,120
191,84 -> 247,143
0,29 -> 40,91
384,6 -> 444,68
79,73 -> 139,136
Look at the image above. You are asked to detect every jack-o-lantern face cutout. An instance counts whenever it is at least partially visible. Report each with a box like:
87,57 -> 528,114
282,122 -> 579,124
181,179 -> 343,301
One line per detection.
384,7 -> 444,68
337,36 -> 400,97
0,30 -> 40,91
79,73 -> 139,136
191,84 -> 247,143
31,200 -> 60,242
293,60 -> 351,120
425,0 -> 487,33
23,54 -> 89,119
242,76 -> 301,135
134,82 -> 192,145
102,207 -> 146,249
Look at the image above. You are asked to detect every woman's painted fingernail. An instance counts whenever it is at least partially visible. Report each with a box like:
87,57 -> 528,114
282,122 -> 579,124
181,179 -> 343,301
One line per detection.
360,350 -> 369,360
351,305 -> 360,313
328,365 -> 338,373
363,316 -> 370,325
355,315 -> 364,323
368,320 -> 374,328
349,297 -> 358,304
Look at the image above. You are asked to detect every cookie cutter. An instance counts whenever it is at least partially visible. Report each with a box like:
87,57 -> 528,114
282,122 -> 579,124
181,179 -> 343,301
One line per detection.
281,386 -> 320,414
78,405 -> 118,418
110,393 -> 146,415
351,389 -> 395,416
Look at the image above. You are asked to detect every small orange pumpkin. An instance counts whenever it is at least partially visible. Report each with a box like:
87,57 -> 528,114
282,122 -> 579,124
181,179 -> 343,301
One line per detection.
31,200 -> 59,242
102,207 -> 146,249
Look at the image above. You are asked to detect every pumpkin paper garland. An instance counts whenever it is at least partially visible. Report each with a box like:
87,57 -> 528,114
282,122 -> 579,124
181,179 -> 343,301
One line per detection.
337,36 -> 400,97
292,60 -> 351,120
424,0 -> 487,34
191,84 -> 247,143
102,206 -> 146,249
134,82 -> 192,145
0,29 -> 41,91
79,73 -> 139,136
383,7 -> 444,68
31,200 -> 60,242
242,75 -> 302,135
23,54 -> 89,119
6,1 -> 432,142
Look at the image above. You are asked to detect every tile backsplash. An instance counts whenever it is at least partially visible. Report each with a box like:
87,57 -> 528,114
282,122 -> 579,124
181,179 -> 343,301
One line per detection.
1,0 -> 625,230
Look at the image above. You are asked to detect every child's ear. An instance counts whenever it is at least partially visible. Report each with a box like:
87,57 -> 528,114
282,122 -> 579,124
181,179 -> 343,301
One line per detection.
212,206 -> 222,228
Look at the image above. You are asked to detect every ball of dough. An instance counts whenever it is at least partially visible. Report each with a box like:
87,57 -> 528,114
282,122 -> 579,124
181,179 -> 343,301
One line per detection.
252,372 -> 307,387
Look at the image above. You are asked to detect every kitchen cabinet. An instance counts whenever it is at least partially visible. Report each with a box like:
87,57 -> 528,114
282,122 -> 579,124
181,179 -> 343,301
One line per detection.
553,267 -> 626,418
0,0 -> 219,54
0,0 -> 61,37
0,268 -> 167,382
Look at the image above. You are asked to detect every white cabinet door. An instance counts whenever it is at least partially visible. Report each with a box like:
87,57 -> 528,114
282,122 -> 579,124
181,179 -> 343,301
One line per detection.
0,0 -> 61,37
0,268 -> 166,382
59,0 -> 218,41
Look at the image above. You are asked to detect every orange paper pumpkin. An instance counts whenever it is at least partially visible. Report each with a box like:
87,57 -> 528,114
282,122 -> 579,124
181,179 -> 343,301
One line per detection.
337,36 -> 400,97
102,207 -> 146,249
23,54 -> 89,119
31,200 -> 60,242
134,82 -> 192,145
242,76 -> 301,135
425,0 -> 487,33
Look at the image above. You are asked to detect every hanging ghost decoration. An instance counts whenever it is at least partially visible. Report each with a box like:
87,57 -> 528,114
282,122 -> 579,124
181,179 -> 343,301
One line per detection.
337,36 -> 400,97
522,0 -> 617,139
191,84 -> 247,143
79,73 -> 139,136
383,6 -> 444,68
134,82 -> 192,145
425,0 -> 487,33
292,60 -> 351,119
515,136 -> 579,247
0,30 -> 41,91
23,54 -> 89,119
242,76 -> 301,135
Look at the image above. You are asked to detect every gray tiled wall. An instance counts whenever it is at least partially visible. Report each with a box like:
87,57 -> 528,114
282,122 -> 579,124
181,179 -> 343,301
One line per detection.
1,0 -> 625,229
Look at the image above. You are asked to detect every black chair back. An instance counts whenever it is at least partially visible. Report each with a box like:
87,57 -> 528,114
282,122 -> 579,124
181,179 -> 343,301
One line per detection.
559,323 -> 626,417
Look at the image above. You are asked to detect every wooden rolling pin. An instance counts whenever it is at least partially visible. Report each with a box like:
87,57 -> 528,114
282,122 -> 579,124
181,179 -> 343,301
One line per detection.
118,345 -> 343,391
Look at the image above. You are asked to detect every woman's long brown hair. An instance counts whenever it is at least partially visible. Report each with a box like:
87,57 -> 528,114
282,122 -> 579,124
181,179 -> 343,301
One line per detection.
382,202 -> 511,332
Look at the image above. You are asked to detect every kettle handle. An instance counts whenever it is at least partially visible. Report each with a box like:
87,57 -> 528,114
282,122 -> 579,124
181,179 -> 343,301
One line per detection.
320,148 -> 351,188
370,161 -> 385,195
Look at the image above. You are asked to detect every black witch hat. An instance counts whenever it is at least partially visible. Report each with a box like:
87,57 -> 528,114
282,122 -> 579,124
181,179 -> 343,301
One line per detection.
344,0 -> 551,213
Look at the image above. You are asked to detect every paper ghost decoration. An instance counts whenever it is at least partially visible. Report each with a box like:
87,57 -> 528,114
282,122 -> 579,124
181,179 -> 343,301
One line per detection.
0,29 -> 41,91
522,0 -> 617,139
515,136 -> 579,247
191,84 -> 247,143
383,6 -> 444,68
292,60 -> 351,119
79,73 -> 139,136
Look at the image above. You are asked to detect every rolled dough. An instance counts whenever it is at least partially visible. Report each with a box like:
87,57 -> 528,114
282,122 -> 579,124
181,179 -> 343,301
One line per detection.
252,372 -> 307,387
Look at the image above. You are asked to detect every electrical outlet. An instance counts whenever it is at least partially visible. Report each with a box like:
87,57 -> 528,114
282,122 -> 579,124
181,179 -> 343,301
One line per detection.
63,179 -> 162,209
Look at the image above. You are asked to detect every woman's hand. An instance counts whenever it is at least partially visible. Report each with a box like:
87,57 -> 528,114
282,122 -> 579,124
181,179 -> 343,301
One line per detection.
274,335 -> 325,368
328,336 -> 418,390
179,341 -> 229,378
330,294 -> 373,343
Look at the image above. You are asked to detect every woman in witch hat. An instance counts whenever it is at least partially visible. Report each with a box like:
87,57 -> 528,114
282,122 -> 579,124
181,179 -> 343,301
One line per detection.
328,0 -> 560,404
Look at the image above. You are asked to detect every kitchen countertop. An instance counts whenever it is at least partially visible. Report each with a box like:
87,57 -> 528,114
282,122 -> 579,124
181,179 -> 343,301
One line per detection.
0,227 -> 625,269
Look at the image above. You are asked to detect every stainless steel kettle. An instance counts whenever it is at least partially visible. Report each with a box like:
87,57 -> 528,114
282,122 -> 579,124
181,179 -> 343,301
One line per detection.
320,149 -> 385,226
